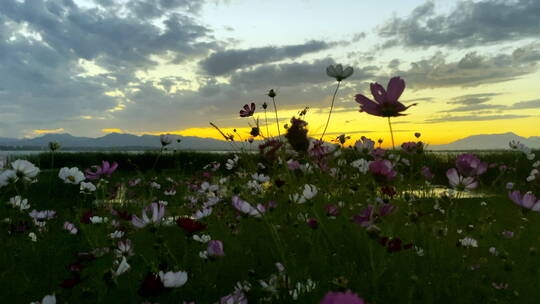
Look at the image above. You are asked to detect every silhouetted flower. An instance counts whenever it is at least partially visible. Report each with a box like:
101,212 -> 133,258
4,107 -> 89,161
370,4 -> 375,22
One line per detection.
355,76 -> 416,117
239,102 -> 256,117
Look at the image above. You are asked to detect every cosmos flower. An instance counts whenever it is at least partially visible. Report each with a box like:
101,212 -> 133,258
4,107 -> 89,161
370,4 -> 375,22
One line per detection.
446,168 -> 478,190
207,240 -> 225,257
369,159 -> 397,181
326,64 -> 354,81
85,161 -> 118,180
11,159 -> 40,182
58,167 -> 85,184
508,190 -> 540,211
113,256 -> 131,277
8,195 -> 30,211
63,221 -> 78,234
455,153 -> 487,177
159,270 -> 188,288
131,202 -> 166,228
320,290 -> 365,304
355,76 -> 416,117
239,102 -> 256,117
177,217 -> 206,235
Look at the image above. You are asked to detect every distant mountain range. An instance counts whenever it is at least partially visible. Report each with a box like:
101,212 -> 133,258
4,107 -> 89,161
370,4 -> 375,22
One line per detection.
428,132 -> 540,150
0,132 -> 538,151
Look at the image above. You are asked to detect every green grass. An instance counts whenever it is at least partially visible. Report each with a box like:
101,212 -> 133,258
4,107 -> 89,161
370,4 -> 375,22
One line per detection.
1,149 -> 539,303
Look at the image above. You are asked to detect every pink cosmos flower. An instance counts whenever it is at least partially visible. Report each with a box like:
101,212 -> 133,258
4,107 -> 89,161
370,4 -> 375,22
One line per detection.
320,290 -> 365,304
355,76 -> 416,117
239,102 -> 256,117
63,221 -> 78,234
85,161 -> 118,180
455,153 -> 487,177
354,136 -> 375,153
207,240 -> 225,257
131,202 -> 166,228
446,168 -> 478,190
508,190 -> 540,211
369,159 -> 397,181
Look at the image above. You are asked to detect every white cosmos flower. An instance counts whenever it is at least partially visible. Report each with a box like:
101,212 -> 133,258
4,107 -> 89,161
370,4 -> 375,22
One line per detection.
113,256 -> 131,277
459,237 -> 478,248
192,208 -> 212,220
28,232 -> 37,242
31,294 -> 56,304
90,216 -> 108,224
80,181 -> 96,192
8,195 -> 30,211
290,184 -> 318,204
326,64 -> 354,81
109,230 -> 124,239
63,221 -> 78,234
193,234 -> 211,243
351,159 -> 370,174
0,170 -> 16,187
11,159 -> 39,182
251,173 -> 270,183
58,167 -> 85,184
159,270 -> 188,288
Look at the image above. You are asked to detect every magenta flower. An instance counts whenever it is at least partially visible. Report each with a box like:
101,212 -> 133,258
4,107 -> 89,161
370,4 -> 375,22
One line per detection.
446,168 -> 478,190
508,191 -> 540,211
355,77 -> 416,117
239,102 -> 256,117
85,161 -> 118,180
207,240 -> 225,257
455,154 -> 487,177
369,159 -> 397,181
320,290 -> 365,304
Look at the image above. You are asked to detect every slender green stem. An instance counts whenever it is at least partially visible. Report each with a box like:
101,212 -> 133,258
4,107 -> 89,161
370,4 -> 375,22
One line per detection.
264,109 -> 270,138
271,97 -> 281,138
320,81 -> 341,141
387,117 -> 395,150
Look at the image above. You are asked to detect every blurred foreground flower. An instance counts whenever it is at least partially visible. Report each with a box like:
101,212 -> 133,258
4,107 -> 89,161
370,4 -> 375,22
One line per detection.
320,290 -> 365,304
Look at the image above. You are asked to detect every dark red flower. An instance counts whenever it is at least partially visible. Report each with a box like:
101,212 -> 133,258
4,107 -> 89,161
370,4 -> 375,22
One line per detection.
138,273 -> 165,298
387,238 -> 403,253
177,218 -> 206,235
80,210 -> 95,224
60,275 -> 82,288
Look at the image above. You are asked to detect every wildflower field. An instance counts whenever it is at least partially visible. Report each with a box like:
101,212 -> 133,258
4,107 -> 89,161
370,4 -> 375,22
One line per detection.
2,72 -> 540,304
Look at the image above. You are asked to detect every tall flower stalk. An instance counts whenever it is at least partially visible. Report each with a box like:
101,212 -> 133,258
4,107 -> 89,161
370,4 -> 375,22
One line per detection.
267,89 -> 281,138
320,64 -> 353,141
387,117 -> 395,149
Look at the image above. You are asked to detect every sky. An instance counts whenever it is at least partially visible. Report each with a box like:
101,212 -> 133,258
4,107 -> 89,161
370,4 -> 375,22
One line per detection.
0,0 -> 539,147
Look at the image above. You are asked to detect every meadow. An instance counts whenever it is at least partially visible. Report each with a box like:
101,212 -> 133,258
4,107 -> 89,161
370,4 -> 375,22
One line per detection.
2,71 -> 540,304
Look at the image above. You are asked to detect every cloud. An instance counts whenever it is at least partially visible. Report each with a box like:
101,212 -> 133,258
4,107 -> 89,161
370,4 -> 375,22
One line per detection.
447,93 -> 501,105
511,99 -> 540,110
378,0 -> 540,48
392,49 -> 539,88
199,40 -> 334,75
424,114 -> 530,123
0,0 -> 219,137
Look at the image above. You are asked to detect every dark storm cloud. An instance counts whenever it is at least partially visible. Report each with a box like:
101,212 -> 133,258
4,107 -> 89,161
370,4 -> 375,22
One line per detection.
378,0 -> 540,48
0,0 -> 218,136
199,40 -> 334,76
228,59 -> 377,90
